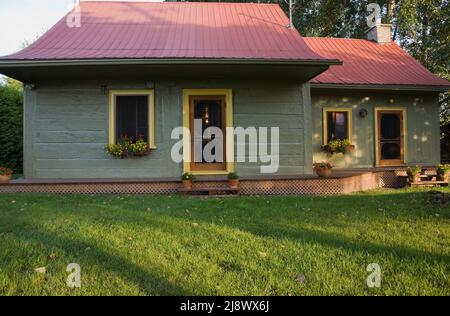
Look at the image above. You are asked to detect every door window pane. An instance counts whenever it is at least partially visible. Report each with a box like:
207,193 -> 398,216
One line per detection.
381,114 -> 400,140
193,99 -> 223,163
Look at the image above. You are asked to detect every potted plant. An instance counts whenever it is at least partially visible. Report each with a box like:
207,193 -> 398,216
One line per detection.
407,165 -> 422,183
106,135 -> 150,158
181,173 -> 196,190
437,164 -> 450,182
321,139 -> 355,155
129,137 -> 150,156
313,162 -> 333,178
106,136 -> 131,159
0,167 -> 13,184
228,172 -> 240,189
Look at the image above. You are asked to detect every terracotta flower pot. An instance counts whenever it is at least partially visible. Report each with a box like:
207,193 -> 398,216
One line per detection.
229,179 -> 240,189
346,145 -> 356,153
182,180 -> 192,190
0,174 -> 12,184
315,168 -> 332,178
408,174 -> 421,183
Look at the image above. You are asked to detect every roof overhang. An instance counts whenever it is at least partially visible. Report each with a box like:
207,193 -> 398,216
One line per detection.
311,83 -> 450,93
0,58 -> 342,82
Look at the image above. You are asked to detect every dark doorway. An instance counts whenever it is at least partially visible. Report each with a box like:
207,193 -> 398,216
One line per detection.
189,96 -> 226,172
377,110 -> 404,165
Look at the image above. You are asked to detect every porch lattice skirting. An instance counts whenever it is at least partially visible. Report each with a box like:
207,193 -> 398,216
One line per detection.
0,171 -> 410,196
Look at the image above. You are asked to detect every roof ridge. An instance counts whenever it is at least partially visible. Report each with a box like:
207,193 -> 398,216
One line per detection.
0,1 -> 332,63
80,1 -> 279,5
304,36 -> 393,42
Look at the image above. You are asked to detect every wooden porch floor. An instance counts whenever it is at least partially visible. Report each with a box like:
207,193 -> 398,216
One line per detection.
0,170 -> 401,196
8,170 -> 376,185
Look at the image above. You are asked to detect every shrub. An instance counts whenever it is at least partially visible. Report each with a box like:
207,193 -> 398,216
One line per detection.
407,165 -> 422,177
437,164 -> 450,175
0,167 -> 13,176
227,172 -> 239,180
0,83 -> 23,174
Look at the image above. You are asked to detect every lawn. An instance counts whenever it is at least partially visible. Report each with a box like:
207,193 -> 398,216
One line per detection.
0,188 -> 449,296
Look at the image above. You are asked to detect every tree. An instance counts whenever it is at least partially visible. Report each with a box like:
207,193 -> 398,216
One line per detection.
0,80 -> 23,173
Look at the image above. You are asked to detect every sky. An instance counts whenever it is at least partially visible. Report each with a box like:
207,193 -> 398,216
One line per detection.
0,0 -> 163,82
0,0 -> 71,57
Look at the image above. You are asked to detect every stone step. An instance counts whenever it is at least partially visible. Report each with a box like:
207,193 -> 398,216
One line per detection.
178,187 -> 241,196
409,181 -> 449,187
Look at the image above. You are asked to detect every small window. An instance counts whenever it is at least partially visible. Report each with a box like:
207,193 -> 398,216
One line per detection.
116,96 -> 149,142
323,108 -> 352,144
109,91 -> 155,148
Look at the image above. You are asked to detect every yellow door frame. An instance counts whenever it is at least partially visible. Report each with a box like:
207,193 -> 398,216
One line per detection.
374,107 -> 407,166
182,89 -> 234,175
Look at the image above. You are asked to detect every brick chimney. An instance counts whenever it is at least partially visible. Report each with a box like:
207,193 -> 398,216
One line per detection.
367,24 -> 392,44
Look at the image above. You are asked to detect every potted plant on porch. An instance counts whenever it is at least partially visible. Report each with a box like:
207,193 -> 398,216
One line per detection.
313,162 -> 333,178
228,172 -> 240,189
437,164 -> 450,182
181,173 -> 196,190
0,167 -> 13,184
407,165 -> 422,183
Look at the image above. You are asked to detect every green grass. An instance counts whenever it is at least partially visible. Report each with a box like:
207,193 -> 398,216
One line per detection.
0,188 -> 449,296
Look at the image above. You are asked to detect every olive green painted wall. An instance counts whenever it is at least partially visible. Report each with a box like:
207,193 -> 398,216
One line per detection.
311,89 -> 441,168
23,80 -> 310,179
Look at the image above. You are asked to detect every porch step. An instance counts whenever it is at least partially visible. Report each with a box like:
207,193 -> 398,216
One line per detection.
408,181 -> 449,187
178,187 -> 241,196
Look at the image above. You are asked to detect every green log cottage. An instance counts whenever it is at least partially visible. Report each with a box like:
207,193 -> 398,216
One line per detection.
0,2 -> 449,181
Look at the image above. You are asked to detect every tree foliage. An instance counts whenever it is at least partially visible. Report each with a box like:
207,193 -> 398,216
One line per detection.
0,80 -> 23,173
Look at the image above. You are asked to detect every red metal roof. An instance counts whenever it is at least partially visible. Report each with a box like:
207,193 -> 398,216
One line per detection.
1,1 -> 448,88
0,1 -> 330,62
304,37 -> 450,87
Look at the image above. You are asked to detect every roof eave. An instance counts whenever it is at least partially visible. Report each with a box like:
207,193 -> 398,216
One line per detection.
311,83 -> 450,93
0,58 -> 343,68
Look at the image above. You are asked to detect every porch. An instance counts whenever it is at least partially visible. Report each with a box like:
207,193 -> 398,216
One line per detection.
0,169 -> 410,196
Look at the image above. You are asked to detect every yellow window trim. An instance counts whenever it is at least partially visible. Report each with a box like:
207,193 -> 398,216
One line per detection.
182,89 -> 235,175
374,107 -> 407,166
322,107 -> 353,144
108,90 -> 156,149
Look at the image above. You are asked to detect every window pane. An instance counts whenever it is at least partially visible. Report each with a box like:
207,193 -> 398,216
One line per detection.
381,114 -> 400,140
136,96 -> 148,141
327,111 -> 348,142
381,143 -> 401,160
116,96 -> 148,142
334,112 -> 347,140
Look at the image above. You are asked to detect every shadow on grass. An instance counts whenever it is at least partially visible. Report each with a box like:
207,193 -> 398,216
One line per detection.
6,227 -> 189,296
59,192 -> 450,265
98,192 -> 450,263
2,190 -> 449,295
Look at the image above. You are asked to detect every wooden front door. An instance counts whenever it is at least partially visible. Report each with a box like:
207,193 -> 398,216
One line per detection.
190,96 -> 227,172
376,110 -> 405,166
